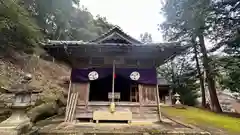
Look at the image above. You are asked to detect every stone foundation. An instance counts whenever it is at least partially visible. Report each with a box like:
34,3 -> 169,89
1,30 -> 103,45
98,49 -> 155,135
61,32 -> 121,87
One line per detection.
0,110 -> 32,135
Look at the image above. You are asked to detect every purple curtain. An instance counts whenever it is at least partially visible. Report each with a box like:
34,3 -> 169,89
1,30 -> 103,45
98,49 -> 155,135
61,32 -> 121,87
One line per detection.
71,68 -> 157,85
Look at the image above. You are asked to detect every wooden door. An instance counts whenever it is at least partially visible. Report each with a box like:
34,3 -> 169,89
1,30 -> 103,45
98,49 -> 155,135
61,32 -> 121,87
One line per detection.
139,84 -> 157,105
130,84 -> 139,102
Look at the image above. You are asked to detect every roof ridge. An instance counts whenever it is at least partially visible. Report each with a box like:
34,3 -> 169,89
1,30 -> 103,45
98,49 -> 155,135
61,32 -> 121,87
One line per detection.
89,26 -> 142,44
113,26 -> 143,44
88,26 -> 118,42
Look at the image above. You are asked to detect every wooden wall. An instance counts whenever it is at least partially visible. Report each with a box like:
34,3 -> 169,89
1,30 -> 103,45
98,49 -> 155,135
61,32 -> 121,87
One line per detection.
72,83 -> 89,105
72,83 -> 158,106
139,84 -> 157,105
71,56 -> 156,68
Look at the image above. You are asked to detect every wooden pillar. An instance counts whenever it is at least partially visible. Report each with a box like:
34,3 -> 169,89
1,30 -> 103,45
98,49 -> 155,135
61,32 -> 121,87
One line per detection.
144,88 -> 148,103
85,83 -> 90,110
169,89 -> 173,105
154,87 -> 157,102
67,81 -> 72,106
64,80 -> 72,122
138,84 -> 143,114
156,84 -> 162,122
111,60 -> 116,103
130,87 -> 132,102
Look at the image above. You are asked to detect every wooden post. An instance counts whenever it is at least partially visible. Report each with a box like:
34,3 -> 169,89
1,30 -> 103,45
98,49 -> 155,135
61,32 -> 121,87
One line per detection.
71,92 -> 79,122
146,88 -> 149,103
85,83 -> 90,110
138,84 -> 143,114
111,60 -> 115,103
156,84 -> 162,122
130,85 -> 132,102
65,80 -> 72,122
110,60 -> 116,113
169,89 -> 173,105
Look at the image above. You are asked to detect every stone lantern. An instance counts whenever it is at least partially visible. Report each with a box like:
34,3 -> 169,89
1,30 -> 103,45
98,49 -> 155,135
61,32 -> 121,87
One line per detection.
174,93 -> 181,105
0,73 -> 41,135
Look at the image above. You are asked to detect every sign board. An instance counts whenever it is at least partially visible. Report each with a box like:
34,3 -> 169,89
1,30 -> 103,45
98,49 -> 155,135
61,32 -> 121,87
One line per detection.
108,92 -> 120,100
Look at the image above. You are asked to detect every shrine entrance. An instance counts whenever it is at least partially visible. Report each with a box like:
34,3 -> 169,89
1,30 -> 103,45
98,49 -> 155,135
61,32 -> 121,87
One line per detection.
89,74 -> 131,102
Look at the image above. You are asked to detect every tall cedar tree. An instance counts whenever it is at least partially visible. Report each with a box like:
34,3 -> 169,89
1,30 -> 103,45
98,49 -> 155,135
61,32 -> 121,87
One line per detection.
160,0 -> 222,112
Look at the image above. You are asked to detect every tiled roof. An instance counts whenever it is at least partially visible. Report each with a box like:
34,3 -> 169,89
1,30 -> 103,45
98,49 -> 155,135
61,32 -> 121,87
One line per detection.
46,40 -> 181,47
90,26 -> 143,44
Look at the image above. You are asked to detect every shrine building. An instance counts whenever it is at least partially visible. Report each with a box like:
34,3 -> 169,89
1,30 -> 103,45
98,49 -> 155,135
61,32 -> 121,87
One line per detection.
44,26 -> 187,122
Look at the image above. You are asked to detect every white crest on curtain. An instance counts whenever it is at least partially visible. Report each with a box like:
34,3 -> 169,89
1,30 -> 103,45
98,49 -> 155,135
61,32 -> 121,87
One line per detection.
130,71 -> 140,80
88,71 -> 99,80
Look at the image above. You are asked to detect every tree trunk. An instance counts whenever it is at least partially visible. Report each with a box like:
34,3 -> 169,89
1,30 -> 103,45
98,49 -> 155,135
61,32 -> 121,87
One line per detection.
197,33 -> 222,112
192,39 -> 206,108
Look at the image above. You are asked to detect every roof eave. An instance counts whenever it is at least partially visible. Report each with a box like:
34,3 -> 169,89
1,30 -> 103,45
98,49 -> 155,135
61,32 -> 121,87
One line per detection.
44,40 -> 181,47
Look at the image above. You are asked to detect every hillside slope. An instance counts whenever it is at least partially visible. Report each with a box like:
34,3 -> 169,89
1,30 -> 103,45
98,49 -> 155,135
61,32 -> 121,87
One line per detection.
0,51 -> 70,119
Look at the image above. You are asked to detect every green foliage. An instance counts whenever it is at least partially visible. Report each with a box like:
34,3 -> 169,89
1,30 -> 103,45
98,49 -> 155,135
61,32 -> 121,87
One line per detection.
209,1 -> 240,54
160,0 -> 210,42
214,56 -> 240,93
177,76 -> 200,106
158,55 -> 199,106
0,0 -> 113,54
209,1 -> 240,93
140,32 -> 152,43
160,0 -> 240,100
22,0 -> 113,41
22,0 -> 78,39
162,106 -> 240,134
93,15 -> 114,35
0,0 -> 42,52
68,9 -> 113,40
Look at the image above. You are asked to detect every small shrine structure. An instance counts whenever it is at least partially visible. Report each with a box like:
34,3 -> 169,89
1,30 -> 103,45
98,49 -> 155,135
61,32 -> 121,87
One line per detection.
44,26 -> 188,123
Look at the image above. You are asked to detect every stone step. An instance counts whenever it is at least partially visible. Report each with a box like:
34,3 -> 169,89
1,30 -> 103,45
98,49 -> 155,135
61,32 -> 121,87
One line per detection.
76,112 -> 93,119
39,131 -> 210,135
76,106 -> 157,112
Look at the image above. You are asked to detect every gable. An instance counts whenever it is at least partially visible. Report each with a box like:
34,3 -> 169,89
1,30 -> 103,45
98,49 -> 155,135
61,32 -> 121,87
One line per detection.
91,26 -> 143,44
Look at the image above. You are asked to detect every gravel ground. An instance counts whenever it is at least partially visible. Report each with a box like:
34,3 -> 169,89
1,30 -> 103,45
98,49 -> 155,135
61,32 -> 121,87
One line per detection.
38,117 -> 209,135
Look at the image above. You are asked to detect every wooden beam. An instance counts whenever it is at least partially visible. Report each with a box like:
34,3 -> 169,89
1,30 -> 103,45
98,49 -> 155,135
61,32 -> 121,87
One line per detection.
72,56 -> 161,68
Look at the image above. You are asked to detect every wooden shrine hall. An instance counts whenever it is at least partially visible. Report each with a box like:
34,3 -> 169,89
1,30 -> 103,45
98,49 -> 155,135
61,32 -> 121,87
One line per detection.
44,26 -> 187,123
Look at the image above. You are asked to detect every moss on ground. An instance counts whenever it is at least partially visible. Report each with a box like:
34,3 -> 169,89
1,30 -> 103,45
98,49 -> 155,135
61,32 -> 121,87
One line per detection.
161,106 -> 240,134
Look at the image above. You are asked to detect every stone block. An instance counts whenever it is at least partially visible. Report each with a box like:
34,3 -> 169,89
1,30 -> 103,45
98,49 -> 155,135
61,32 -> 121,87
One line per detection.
0,111 -> 32,135
93,109 -> 132,123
